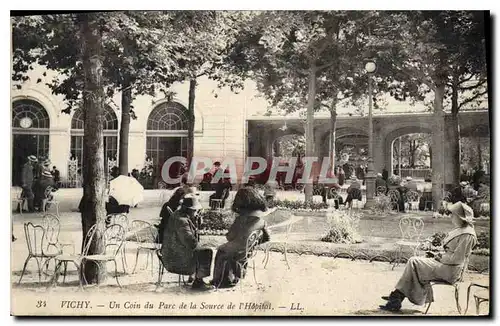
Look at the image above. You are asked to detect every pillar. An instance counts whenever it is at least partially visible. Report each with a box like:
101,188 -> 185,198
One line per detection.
49,128 -> 71,180
128,130 -> 146,173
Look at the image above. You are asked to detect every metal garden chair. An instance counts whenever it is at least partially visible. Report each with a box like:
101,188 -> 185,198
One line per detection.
130,220 -> 161,275
405,190 -> 420,211
387,190 -> 401,212
18,222 -> 62,284
215,229 -> 264,291
211,188 -> 229,211
106,213 -> 129,273
263,220 -> 293,270
14,188 -> 26,215
465,280 -> 489,315
81,224 -> 126,288
425,256 -> 471,315
42,186 -> 60,216
376,186 -> 387,196
392,216 -> 425,270
330,189 -> 345,210
40,214 -> 74,276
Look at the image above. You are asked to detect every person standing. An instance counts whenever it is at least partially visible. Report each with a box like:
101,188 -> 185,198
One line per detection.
21,155 -> 37,213
34,169 -> 56,212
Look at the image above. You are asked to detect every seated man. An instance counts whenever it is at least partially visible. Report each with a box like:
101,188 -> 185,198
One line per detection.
345,176 -> 362,208
209,170 -> 232,209
161,195 -> 212,290
263,180 -> 277,204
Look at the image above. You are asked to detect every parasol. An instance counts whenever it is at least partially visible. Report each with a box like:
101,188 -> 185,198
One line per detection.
109,175 -> 144,206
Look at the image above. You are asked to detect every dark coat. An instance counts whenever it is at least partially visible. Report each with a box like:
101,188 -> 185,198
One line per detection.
161,210 -> 199,275
375,177 -> 387,190
217,213 -> 269,256
33,175 -> 55,208
21,163 -> 34,187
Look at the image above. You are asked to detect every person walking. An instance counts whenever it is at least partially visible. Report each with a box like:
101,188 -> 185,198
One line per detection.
21,155 -> 37,213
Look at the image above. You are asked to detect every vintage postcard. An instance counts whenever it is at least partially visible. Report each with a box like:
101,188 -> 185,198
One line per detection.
10,10 -> 490,316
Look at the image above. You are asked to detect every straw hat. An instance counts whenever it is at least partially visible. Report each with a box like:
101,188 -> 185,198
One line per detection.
27,155 -> 37,163
460,181 -> 469,187
180,195 -> 202,210
42,170 -> 53,177
448,202 -> 474,225
406,176 -> 413,181
42,160 -> 51,167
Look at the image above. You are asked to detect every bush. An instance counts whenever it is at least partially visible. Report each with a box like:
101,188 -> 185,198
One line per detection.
371,195 -> 392,214
270,198 -> 329,211
472,248 -> 490,256
199,210 -> 235,231
476,231 -> 490,249
321,209 -> 362,244
388,175 -> 401,186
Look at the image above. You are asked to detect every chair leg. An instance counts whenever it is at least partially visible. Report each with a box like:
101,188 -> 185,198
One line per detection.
72,262 -> 83,291
475,297 -> 480,315
283,243 -> 290,270
47,261 -> 63,289
252,260 -> 257,285
465,283 -> 473,315
113,260 -> 121,288
35,258 -> 42,283
425,301 -> 432,314
454,285 -> 462,314
156,265 -> 164,290
132,248 -> 140,274
18,255 -> 32,284
62,261 -> 68,284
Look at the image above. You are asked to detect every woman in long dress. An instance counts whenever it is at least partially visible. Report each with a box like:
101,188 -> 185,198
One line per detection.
211,187 -> 271,288
379,201 -> 477,311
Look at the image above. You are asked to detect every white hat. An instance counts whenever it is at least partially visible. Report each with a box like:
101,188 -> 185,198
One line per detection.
406,176 -> 412,181
460,181 -> 469,187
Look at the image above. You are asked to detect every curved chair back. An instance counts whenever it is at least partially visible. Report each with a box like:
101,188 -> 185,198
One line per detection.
103,224 -> 126,257
243,229 -> 264,262
131,220 -> 159,244
387,190 -> 400,202
24,222 -> 48,256
107,213 -> 129,231
41,213 -> 62,254
399,216 -> 424,241
406,190 -> 420,202
44,186 -> 55,199
82,224 -> 100,256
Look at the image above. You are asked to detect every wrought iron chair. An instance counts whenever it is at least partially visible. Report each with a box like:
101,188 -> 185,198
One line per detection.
42,186 -> 60,216
106,213 -> 129,273
425,256 -> 471,315
392,216 -> 425,270
211,188 -> 229,211
130,220 -> 161,275
81,224 -> 126,288
41,214 -> 74,275
330,189 -> 345,210
155,250 -> 190,292
48,223 -> 108,290
376,186 -> 387,196
18,222 -> 60,284
14,188 -> 26,215
465,280 -> 489,315
405,190 -> 420,211
215,229 -> 264,291
387,190 -> 401,211
263,221 -> 292,270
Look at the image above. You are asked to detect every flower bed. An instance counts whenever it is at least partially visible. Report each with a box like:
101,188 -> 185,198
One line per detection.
269,198 -> 329,212
198,209 -> 235,236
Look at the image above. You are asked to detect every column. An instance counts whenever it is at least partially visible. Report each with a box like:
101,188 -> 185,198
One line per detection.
128,130 -> 146,173
49,128 -> 71,180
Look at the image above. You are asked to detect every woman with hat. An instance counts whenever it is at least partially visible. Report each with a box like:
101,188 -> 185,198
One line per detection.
379,202 -> 477,312
160,194 -> 213,290
211,187 -> 271,288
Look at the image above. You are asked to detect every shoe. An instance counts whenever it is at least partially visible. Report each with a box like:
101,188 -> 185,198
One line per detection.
12,235 -> 17,242
381,296 -> 390,301
191,279 -> 213,291
379,302 -> 401,312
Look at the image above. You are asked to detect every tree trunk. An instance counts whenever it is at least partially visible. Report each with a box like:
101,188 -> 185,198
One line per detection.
328,100 -> 338,177
304,64 -> 316,202
119,82 -> 131,176
187,78 -> 196,169
431,83 -> 446,210
448,75 -> 461,185
78,13 -> 107,284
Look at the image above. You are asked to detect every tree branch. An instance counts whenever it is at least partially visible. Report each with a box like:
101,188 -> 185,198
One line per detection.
395,64 -> 436,91
316,61 -> 336,71
457,90 -> 488,110
459,79 -> 487,91
457,73 -> 475,85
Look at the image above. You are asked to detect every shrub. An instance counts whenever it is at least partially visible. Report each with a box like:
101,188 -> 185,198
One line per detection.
430,232 -> 447,247
476,231 -> 490,249
472,248 -> 490,256
321,209 -> 362,244
371,195 -> 392,214
270,198 -> 329,211
388,175 -> 401,186
199,209 -> 235,231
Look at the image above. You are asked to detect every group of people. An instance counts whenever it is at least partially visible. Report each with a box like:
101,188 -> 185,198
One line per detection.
199,162 -> 233,209
156,185 -> 271,290
19,155 -> 59,213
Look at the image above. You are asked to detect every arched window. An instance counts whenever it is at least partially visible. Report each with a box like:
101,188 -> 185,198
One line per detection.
12,99 -> 50,129
147,102 -> 189,131
70,106 -> 118,168
146,101 -> 189,188
12,99 -> 50,185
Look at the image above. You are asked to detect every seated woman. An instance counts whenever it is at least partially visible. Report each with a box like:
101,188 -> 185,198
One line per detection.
161,195 -> 212,290
211,187 -> 271,288
209,172 -> 232,209
105,196 -> 130,226
156,185 -> 196,243
379,201 -> 477,312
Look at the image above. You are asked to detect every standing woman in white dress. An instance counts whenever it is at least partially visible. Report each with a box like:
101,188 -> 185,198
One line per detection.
379,201 -> 477,312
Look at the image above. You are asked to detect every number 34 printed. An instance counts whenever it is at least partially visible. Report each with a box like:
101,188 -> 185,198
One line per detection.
36,301 -> 47,308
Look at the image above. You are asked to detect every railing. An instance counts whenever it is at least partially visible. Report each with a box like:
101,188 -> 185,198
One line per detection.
396,168 -> 432,180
